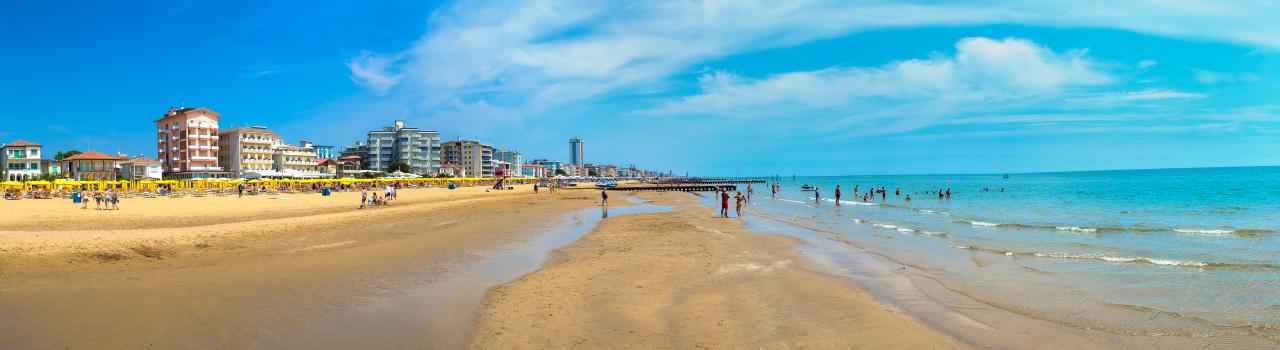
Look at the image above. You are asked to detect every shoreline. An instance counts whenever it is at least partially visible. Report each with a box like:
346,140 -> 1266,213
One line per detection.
736,193 -> 1280,349
467,191 -> 962,349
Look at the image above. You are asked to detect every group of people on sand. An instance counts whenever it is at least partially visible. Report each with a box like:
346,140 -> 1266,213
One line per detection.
77,189 -> 119,210
358,185 -> 397,209
718,188 -> 747,218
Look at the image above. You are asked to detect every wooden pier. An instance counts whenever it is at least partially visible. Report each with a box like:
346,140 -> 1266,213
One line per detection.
607,185 -> 736,192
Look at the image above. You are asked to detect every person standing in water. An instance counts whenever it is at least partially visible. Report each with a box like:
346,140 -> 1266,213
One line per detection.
834,185 -> 842,205
814,187 -> 821,202
720,189 -> 731,218
601,188 -> 609,207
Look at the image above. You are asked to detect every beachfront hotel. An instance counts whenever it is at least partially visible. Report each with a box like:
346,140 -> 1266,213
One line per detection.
155,107 -> 231,179
272,143 -> 322,177
218,127 -> 280,178
59,151 -> 126,181
441,139 -> 495,177
2,140 -> 44,181
365,120 -> 441,174
569,137 -> 584,167
219,126 -> 329,179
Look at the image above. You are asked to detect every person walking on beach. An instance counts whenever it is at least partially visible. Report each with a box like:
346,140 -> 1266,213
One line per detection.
93,190 -> 102,210
237,182 -> 244,198
80,188 -> 89,209
360,189 -> 368,209
735,191 -> 745,217
720,190 -> 730,218
533,182 -> 539,194
834,185 -> 842,205
601,189 -> 609,207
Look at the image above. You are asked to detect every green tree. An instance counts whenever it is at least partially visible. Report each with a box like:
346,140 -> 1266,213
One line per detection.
54,150 -> 82,160
388,161 -> 412,174
555,168 -> 568,176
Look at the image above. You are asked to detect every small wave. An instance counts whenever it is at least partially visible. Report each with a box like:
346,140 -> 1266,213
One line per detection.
918,231 -> 949,237
1055,226 -> 1098,233
777,198 -> 807,205
871,223 -> 899,230
917,209 -> 950,216
859,220 -> 947,238
1174,228 -> 1235,235
946,244 -> 1280,269
1033,253 -> 1208,268
964,220 -> 1000,227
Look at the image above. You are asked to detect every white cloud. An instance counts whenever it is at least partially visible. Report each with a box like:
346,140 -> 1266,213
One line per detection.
1065,88 -> 1206,106
336,0 -> 1280,143
643,37 -> 1109,120
347,51 -> 403,93
1191,69 -> 1260,84
348,1 -> 1280,101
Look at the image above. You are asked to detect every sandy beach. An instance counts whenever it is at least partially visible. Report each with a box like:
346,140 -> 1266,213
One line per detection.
469,191 -> 961,349
0,186 -> 962,349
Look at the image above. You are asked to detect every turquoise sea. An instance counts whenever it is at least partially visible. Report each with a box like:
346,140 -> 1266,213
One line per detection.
735,166 -> 1280,345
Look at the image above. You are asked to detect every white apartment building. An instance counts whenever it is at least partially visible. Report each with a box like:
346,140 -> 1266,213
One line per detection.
2,140 -> 44,181
219,127 -> 280,177
219,126 -> 326,178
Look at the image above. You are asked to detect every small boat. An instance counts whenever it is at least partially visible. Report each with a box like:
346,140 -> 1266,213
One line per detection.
800,184 -> 815,191
1002,173 -> 1010,179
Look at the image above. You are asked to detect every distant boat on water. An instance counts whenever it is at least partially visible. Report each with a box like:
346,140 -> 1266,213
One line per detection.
800,184 -> 815,191
1002,173 -> 1010,179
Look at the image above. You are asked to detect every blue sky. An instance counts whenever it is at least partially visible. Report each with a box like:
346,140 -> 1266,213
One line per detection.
2,1 -> 1278,176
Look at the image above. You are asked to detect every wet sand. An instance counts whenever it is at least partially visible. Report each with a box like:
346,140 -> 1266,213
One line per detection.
469,191 -> 962,349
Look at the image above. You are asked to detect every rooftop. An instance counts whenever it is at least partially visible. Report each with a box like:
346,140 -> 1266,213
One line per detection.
62,151 -> 127,161
2,140 -> 41,148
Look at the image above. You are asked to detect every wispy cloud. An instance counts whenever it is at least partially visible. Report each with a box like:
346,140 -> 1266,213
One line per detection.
347,51 -> 404,93
1191,68 -> 1260,84
1065,89 -> 1206,106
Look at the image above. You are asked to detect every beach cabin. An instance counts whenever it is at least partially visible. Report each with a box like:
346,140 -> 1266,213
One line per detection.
60,151 -> 126,181
316,158 -> 338,177
336,155 -> 362,177
2,140 -> 44,181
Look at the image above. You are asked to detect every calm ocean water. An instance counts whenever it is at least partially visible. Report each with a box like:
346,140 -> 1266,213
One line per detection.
741,166 -> 1280,344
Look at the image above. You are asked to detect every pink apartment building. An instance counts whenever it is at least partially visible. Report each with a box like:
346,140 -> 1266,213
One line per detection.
154,107 -> 232,179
